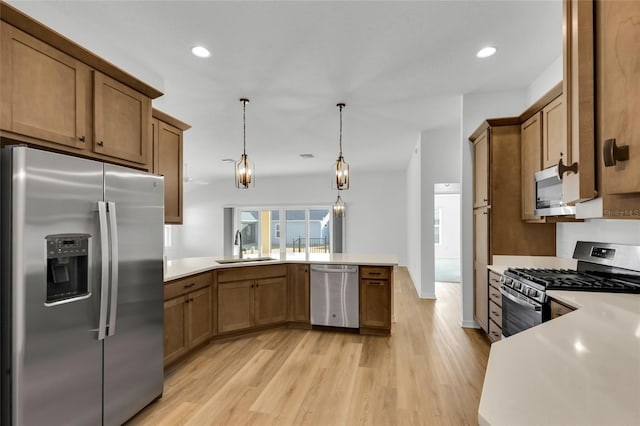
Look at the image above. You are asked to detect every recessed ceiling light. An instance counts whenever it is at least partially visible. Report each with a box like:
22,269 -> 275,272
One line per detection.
221,158 -> 234,163
191,46 -> 211,58
299,153 -> 314,159
476,46 -> 497,58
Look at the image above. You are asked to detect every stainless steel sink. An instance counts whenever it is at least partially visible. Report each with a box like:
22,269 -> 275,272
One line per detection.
215,257 -> 276,264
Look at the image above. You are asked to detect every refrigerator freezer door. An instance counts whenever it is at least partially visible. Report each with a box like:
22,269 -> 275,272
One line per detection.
103,164 -> 164,426
7,147 -> 104,425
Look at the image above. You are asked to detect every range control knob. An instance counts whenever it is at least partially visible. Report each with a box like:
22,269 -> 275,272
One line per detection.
503,277 -> 513,287
513,282 -> 522,290
528,288 -> 538,298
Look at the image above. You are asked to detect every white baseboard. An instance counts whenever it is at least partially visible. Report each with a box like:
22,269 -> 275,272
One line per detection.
461,319 -> 480,329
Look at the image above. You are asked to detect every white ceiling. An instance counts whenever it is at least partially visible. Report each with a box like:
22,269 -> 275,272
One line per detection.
9,1 -> 562,184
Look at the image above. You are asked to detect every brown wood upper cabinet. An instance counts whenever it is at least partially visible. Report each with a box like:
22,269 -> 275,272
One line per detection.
520,112 -> 543,222
1,22 -> 90,150
595,0 -> 640,217
93,72 -> 150,165
152,109 -> 190,224
542,96 -> 565,169
0,7 -> 162,169
473,129 -> 490,208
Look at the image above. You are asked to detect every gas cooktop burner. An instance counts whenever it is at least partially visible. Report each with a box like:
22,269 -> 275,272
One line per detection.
504,267 -> 640,294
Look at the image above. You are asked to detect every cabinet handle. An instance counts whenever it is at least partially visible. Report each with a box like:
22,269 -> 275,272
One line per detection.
603,138 -> 629,167
557,158 -> 578,179
491,311 -> 499,315
183,283 -> 195,289
368,272 -> 381,276
79,136 -> 85,143
368,281 -> 383,286
483,198 -> 488,202
97,140 -> 104,146
482,211 -> 488,215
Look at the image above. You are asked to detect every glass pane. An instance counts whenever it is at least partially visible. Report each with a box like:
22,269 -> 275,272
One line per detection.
434,226 -> 440,244
286,209 -> 306,258
267,209 -> 281,258
310,209 -> 331,253
239,210 -> 259,256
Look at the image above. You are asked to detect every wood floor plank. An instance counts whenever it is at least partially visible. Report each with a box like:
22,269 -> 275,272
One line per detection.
128,267 -> 490,426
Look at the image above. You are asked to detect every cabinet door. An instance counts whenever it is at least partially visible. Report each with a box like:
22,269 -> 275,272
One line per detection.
217,280 -> 253,333
254,277 -> 288,326
473,207 -> 489,332
93,72 -> 151,165
0,23 -> 89,149
360,278 -> 390,329
288,264 -> 310,322
154,119 -> 183,224
596,1 -> 640,198
473,130 -> 489,208
187,286 -> 212,348
521,112 -> 543,221
163,297 -> 188,366
542,96 -> 566,169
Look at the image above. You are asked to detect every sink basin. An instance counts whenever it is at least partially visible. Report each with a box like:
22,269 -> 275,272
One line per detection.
216,257 -> 276,264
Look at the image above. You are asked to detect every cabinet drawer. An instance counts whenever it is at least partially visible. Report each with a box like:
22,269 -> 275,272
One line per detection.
489,271 -> 502,289
164,272 -> 211,300
488,285 -> 502,307
360,266 -> 390,279
489,300 -> 502,327
488,319 -> 502,343
217,264 -> 287,283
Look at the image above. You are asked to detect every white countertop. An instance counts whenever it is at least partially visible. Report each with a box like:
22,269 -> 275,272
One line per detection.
164,253 -> 398,282
479,288 -> 640,425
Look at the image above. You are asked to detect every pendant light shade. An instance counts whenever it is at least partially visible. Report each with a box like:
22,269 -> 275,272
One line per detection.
235,98 -> 254,189
332,103 -> 349,190
333,192 -> 345,216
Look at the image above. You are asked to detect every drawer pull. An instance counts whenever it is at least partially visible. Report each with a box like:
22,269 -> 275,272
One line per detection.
491,311 -> 499,315
368,281 -> 383,286
368,272 -> 381,276
183,283 -> 195,289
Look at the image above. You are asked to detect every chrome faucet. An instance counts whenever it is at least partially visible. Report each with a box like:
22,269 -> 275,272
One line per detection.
234,230 -> 243,259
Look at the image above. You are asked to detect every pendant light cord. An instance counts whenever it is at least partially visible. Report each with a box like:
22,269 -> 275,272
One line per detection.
338,104 -> 343,156
242,99 -> 247,156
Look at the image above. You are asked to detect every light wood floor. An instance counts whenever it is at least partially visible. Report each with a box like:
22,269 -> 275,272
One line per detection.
129,268 -> 490,426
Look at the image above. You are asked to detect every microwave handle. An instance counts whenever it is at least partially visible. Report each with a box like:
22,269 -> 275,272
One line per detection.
557,158 -> 578,179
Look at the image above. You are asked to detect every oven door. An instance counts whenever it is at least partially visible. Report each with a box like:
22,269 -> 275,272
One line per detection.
500,286 -> 543,338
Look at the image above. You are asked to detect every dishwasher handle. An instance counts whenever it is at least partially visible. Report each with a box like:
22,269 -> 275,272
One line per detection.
310,265 -> 358,274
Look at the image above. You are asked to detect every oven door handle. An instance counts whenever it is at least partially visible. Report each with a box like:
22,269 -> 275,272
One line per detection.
500,286 -> 542,311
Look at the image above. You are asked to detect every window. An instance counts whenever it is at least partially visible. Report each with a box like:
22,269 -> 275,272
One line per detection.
235,206 -> 335,258
434,208 -> 441,245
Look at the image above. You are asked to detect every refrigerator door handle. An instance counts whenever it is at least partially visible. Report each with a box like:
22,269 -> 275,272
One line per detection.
107,201 -> 119,337
97,201 -> 109,341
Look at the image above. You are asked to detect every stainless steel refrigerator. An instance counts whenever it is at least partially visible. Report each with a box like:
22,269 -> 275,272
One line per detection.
1,146 -> 164,425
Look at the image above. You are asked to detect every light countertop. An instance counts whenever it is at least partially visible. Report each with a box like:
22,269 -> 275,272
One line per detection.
479,272 -> 640,425
164,253 -> 398,282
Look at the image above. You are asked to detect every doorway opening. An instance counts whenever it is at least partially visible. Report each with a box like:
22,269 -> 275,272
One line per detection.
434,183 -> 461,283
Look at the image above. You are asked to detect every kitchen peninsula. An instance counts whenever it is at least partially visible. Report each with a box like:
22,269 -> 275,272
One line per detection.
163,254 -> 397,367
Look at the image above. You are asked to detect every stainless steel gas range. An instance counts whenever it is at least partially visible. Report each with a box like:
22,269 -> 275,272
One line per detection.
500,241 -> 640,338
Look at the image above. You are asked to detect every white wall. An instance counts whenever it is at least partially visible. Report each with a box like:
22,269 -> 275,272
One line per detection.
526,55 -> 563,106
168,170 -> 407,265
556,219 -> 640,258
405,123 -> 461,298
434,194 -> 461,260
460,89 -> 528,327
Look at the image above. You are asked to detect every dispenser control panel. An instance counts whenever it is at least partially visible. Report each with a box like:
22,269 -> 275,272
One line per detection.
47,235 -> 89,258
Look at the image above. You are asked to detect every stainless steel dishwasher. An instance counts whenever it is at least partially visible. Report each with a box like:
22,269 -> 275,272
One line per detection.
310,264 -> 359,328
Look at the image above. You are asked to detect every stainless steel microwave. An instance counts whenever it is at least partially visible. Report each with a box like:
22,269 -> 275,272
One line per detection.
534,166 -> 576,216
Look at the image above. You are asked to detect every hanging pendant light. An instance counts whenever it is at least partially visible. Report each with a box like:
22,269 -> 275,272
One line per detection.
333,192 -> 345,216
332,103 -> 349,190
235,98 -> 254,189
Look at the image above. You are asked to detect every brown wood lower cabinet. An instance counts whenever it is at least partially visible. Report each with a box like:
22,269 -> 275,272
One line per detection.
216,265 -> 289,335
549,298 -> 576,320
360,266 -> 392,334
288,264 -> 310,325
163,272 -> 213,367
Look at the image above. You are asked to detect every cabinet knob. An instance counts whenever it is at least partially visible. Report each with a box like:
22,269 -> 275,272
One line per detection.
603,138 -> 629,167
79,136 -> 85,143
482,211 -> 488,215
557,158 -> 578,179
483,198 -> 488,202
97,140 -> 104,146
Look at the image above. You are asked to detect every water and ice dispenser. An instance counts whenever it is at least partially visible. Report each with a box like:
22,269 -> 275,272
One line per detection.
46,234 -> 90,304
